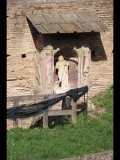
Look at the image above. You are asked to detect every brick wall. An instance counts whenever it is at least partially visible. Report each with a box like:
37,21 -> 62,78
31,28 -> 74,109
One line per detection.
7,0 -> 113,97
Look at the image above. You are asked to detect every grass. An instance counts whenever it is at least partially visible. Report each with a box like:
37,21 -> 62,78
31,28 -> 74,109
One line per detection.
7,85 -> 113,160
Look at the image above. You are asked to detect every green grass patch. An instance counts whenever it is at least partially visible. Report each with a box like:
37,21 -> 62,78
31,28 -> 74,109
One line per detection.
7,85 -> 113,160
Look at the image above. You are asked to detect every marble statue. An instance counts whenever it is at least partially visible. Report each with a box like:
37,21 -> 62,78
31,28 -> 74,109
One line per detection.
56,55 -> 69,88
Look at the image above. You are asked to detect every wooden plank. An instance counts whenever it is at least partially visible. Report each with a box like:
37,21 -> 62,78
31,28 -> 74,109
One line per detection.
59,23 -> 82,33
60,13 -> 83,23
77,11 -> 100,23
87,11 -> 100,22
48,109 -> 72,116
43,13 -> 66,23
13,97 -> 18,127
71,99 -> 77,124
7,94 -> 61,102
76,22 -> 98,32
43,111 -> 48,128
28,109 -> 72,118
26,14 -> 48,25
35,24 -> 48,34
42,23 -> 65,33
75,22 -> 87,32
18,95 -> 44,101
90,22 -> 101,32
76,11 -> 88,22
93,21 -> 108,31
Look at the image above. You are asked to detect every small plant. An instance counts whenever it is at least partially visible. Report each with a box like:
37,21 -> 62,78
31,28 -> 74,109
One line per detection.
91,85 -> 113,108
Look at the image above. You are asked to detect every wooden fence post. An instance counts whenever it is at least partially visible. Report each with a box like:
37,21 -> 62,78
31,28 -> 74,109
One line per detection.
43,95 -> 48,128
43,111 -> 48,128
71,99 -> 77,124
13,97 -> 18,127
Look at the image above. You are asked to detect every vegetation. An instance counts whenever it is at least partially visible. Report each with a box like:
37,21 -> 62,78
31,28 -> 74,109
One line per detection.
7,85 -> 113,160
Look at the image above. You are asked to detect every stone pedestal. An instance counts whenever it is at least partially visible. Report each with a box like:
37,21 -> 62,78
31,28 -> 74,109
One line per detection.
54,83 -> 70,94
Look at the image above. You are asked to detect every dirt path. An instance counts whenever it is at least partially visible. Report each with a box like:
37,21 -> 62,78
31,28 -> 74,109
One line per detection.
60,151 -> 113,160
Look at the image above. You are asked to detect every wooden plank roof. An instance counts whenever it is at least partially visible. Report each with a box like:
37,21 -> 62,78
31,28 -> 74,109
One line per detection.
26,11 -> 108,34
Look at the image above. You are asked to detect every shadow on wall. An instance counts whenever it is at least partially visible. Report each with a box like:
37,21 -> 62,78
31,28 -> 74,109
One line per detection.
27,17 -> 107,61
89,32 -> 107,61
26,18 -> 44,52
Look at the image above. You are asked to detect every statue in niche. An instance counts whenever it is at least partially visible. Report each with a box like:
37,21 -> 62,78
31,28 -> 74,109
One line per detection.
55,55 -> 69,88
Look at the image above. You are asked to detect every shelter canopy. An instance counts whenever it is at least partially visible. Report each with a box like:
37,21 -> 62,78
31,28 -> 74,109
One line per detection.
26,11 -> 108,33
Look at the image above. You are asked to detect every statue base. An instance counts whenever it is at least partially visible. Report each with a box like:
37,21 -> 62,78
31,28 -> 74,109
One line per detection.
54,83 -> 71,94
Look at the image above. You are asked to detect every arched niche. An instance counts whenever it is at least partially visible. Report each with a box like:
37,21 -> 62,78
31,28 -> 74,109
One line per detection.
54,48 -> 78,93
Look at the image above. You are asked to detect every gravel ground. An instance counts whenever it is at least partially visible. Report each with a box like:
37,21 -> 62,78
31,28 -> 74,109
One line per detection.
60,151 -> 113,160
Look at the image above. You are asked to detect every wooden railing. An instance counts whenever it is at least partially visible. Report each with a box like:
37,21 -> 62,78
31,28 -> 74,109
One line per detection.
7,94 -> 85,128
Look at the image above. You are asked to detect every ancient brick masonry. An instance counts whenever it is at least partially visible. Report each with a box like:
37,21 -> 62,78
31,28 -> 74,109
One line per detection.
7,0 -> 113,97
7,0 -> 113,128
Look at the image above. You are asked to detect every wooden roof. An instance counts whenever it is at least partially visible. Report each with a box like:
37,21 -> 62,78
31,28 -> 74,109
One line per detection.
26,11 -> 108,34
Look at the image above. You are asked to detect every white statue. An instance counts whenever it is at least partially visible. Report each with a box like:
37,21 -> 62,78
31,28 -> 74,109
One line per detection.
56,55 -> 69,87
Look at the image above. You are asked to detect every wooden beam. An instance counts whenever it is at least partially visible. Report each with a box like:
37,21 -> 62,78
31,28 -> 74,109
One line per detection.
13,97 -> 18,127
29,109 -> 72,118
71,99 -> 77,124
43,111 -> 48,128
48,109 -> 72,116
7,94 -> 63,102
